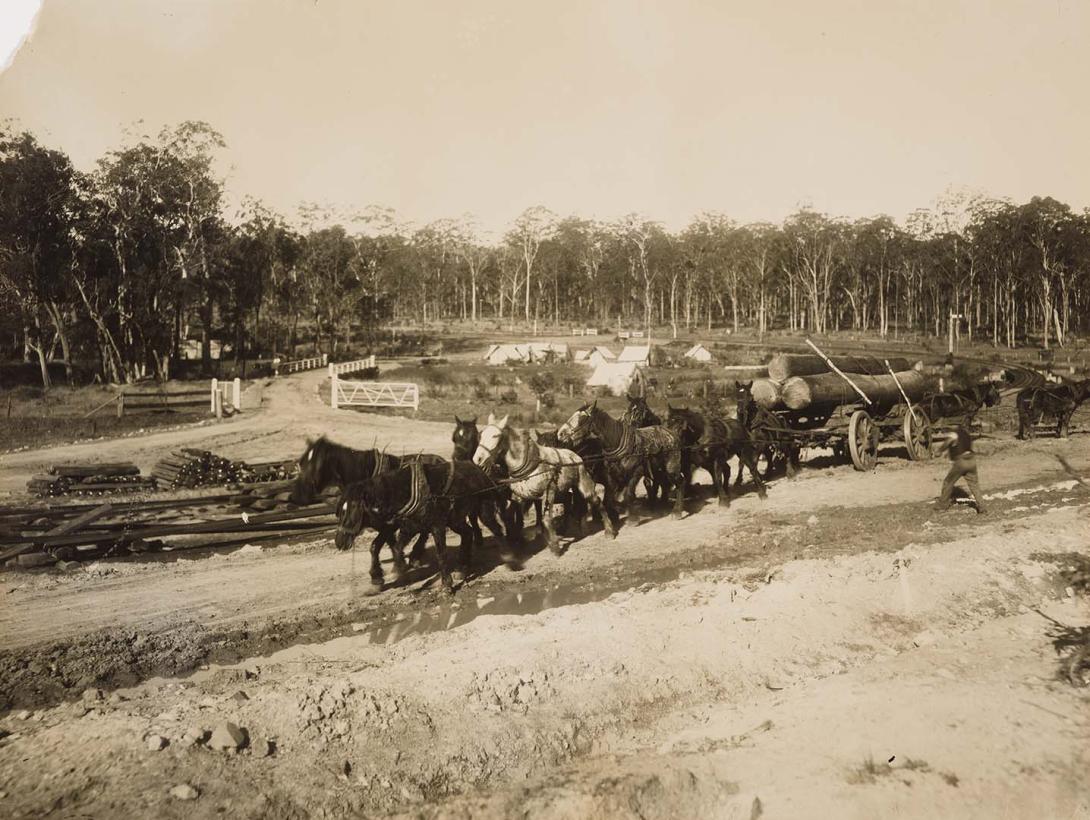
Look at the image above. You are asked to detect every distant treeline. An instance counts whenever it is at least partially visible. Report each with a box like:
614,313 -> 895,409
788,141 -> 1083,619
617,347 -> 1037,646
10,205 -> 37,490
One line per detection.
2,120 -> 1088,387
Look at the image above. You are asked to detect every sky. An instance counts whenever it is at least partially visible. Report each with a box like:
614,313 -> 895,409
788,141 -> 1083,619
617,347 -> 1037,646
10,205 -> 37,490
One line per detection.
0,0 -> 1087,236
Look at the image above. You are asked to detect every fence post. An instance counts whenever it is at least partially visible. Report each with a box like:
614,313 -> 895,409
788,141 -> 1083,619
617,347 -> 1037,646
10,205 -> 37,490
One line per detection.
210,378 -> 218,413
331,373 -> 339,409
116,392 -> 125,418
233,378 -> 241,410
328,362 -> 334,378
322,353 -> 329,366
214,389 -> 223,419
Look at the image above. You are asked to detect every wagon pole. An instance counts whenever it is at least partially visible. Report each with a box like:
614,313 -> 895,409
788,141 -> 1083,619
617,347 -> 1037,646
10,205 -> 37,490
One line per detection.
805,338 -> 871,405
886,360 -> 921,422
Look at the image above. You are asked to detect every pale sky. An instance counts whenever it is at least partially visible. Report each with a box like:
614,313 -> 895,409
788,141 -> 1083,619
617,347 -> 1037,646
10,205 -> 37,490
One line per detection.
1,0 -> 1087,235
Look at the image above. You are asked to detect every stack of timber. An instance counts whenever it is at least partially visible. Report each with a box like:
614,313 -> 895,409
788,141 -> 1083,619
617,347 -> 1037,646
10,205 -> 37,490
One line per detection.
152,449 -> 240,488
151,451 -> 298,489
766,353 -> 918,381
26,463 -> 156,497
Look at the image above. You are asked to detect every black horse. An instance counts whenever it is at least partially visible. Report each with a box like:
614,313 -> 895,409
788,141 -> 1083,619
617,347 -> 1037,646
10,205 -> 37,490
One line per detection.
666,405 -> 767,517
1017,378 -> 1090,440
292,436 -> 445,565
734,380 -> 800,483
336,461 -> 510,594
621,395 -> 669,503
557,402 -> 667,527
921,381 -> 1001,425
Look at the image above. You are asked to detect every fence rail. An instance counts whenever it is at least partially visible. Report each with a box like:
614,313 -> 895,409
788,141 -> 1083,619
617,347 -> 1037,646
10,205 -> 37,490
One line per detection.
328,355 -> 376,376
275,353 -> 328,375
331,376 -> 419,412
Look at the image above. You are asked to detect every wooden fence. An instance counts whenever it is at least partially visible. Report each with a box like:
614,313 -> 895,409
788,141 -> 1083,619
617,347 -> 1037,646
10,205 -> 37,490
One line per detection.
331,376 -> 419,412
328,355 -> 377,376
274,353 -> 328,375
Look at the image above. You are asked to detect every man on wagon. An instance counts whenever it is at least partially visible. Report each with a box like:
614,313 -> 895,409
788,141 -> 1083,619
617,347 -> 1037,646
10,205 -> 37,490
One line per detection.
935,424 -> 986,514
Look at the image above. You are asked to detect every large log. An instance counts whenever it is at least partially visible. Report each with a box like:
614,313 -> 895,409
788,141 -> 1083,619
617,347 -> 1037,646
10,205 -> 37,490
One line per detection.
767,353 -> 917,381
780,370 -> 930,410
750,379 -> 782,409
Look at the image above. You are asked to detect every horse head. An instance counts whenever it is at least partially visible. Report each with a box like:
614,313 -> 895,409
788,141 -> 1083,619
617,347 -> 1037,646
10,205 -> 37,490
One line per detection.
451,416 -> 479,461
734,381 -> 756,425
557,401 -> 595,447
334,480 -> 380,551
473,413 -> 510,469
291,435 -> 330,504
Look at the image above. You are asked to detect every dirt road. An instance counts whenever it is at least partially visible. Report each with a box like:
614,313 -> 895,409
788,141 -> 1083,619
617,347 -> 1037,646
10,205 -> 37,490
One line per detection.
1,365 -> 1089,818
1,427 -> 1088,817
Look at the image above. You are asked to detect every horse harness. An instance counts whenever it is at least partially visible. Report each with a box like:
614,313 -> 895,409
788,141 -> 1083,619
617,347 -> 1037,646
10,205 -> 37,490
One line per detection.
395,460 -> 457,517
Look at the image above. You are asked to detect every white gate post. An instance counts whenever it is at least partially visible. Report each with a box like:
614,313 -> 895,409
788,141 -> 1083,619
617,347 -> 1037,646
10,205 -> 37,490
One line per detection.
210,378 -> 218,413
232,377 -> 241,410
331,373 -> 339,409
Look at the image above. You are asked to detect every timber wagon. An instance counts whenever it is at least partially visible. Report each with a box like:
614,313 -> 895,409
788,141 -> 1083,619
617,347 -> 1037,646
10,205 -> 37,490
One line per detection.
748,350 -> 933,473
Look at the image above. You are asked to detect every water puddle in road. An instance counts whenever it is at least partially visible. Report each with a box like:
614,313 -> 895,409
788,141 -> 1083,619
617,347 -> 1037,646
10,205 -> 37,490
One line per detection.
174,564 -> 692,684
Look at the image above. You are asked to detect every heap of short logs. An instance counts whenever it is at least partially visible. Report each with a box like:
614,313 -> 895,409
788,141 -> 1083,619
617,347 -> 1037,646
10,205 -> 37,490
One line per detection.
152,450 -> 298,489
753,354 -> 930,411
26,463 -> 157,497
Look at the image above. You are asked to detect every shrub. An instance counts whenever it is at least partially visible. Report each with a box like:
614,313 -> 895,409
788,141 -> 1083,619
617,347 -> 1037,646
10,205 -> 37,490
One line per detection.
538,391 -> 556,409
471,377 -> 490,400
500,388 -> 519,404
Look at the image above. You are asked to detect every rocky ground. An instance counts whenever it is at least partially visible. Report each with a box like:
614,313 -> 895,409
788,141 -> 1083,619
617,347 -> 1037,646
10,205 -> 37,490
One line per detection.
1,367 -> 1088,818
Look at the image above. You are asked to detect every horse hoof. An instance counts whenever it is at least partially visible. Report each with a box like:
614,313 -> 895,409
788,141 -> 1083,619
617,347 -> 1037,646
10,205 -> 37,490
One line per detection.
717,498 -> 730,507
548,543 -> 564,556
672,511 -> 685,521
451,570 -> 466,584
364,582 -> 384,596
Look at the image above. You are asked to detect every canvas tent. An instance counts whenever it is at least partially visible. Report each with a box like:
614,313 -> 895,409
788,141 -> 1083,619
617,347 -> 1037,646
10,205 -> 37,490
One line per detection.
617,345 -> 652,366
586,361 -> 646,396
684,343 -> 713,363
574,345 -> 616,367
483,342 -> 570,366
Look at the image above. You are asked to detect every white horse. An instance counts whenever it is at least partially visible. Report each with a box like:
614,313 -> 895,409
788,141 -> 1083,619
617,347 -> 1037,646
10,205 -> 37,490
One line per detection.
472,413 -> 613,552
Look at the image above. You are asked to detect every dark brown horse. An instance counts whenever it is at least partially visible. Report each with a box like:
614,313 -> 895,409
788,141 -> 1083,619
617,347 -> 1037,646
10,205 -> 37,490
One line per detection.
1017,378 -> 1090,439
666,405 -> 767,517
558,402 -> 668,526
336,461 -> 510,594
292,436 -> 445,565
921,381 -> 1001,424
734,380 -> 800,483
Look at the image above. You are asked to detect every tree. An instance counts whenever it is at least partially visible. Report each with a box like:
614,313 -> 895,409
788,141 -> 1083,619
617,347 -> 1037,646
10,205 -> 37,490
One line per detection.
0,128 -> 80,387
507,206 -> 556,322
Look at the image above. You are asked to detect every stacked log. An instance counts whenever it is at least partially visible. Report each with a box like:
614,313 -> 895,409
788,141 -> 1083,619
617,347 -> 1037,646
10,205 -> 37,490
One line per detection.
767,353 -> 918,381
779,370 -> 930,411
750,379 -> 783,409
27,463 -> 154,497
152,451 -> 298,489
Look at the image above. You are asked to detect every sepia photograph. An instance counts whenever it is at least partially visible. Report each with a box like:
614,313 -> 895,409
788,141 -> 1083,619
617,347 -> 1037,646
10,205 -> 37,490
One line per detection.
0,1 -> 1088,817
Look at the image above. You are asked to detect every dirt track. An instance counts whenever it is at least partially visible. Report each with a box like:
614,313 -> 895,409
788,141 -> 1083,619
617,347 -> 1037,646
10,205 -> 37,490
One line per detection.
1,370 -> 1089,818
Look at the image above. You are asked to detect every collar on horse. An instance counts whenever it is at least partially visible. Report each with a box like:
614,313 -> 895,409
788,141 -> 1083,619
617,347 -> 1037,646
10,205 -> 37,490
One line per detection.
508,438 -> 542,481
397,460 -> 431,516
604,421 -> 637,458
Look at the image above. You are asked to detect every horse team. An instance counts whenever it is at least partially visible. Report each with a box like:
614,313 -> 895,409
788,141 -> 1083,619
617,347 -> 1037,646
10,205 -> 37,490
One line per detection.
289,373 -> 1090,596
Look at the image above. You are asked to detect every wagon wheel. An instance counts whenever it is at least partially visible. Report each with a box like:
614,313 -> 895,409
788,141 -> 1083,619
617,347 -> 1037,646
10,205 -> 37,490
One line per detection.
848,410 -> 879,471
903,407 -> 933,461
754,446 -> 777,480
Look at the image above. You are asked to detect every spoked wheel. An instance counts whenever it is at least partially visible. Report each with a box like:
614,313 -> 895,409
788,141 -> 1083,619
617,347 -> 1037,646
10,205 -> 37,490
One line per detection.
848,410 -> 880,471
755,447 -> 777,480
903,407 -> 933,461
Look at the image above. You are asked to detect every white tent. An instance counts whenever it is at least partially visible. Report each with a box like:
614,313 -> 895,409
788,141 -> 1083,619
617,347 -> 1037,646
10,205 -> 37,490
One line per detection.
617,345 -> 651,366
575,346 -> 616,367
483,344 -> 529,365
586,361 -> 645,396
684,343 -> 713,363
526,342 -> 570,362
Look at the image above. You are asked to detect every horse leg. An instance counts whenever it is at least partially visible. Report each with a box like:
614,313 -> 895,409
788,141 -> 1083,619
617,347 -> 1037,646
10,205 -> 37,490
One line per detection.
479,498 -> 516,563
405,529 -> 429,569
715,455 -> 731,507
672,455 -> 688,520
740,447 -> 768,499
541,486 -> 563,555
367,527 -> 391,592
430,523 -> 455,594
624,471 -> 644,526
448,513 -> 475,587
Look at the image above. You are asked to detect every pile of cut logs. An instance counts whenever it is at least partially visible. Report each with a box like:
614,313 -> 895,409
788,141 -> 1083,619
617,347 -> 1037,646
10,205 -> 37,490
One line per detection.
151,450 -> 298,489
26,463 -> 157,497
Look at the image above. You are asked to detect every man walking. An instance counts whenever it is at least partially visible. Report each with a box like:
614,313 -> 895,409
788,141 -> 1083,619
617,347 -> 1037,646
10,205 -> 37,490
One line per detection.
935,424 -> 986,514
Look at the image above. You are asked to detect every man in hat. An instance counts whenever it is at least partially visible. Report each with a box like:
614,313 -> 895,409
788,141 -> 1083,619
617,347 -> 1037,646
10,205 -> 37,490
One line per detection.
935,424 -> 986,514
